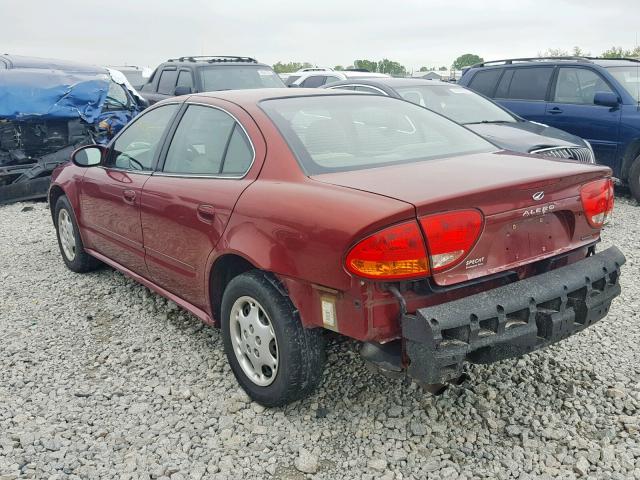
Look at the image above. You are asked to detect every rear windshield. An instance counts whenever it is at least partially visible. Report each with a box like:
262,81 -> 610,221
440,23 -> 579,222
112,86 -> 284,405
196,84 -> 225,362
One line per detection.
394,85 -> 516,124
201,65 -> 284,91
261,95 -> 494,174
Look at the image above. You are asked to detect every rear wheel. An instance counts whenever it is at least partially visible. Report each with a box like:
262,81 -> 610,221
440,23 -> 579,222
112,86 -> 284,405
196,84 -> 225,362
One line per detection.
629,155 -> 640,202
221,271 -> 325,406
54,195 -> 101,273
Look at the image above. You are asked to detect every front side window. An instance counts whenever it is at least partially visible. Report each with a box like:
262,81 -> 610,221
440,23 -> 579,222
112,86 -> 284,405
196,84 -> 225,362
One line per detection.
108,104 -> 179,171
157,69 -> 178,95
554,68 -> 614,104
201,66 -> 284,91
395,85 -> 516,124
606,66 -> 639,102
261,95 -> 494,175
163,105 -> 253,176
104,80 -> 129,110
504,67 -> 553,101
176,70 -> 194,90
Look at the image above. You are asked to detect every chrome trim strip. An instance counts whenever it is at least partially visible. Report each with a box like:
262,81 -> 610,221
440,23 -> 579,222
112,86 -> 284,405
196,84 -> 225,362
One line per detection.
98,166 -> 153,176
326,84 -> 388,95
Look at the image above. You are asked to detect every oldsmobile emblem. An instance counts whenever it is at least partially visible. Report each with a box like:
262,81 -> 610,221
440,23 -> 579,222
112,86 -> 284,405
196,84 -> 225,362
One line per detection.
532,191 -> 545,201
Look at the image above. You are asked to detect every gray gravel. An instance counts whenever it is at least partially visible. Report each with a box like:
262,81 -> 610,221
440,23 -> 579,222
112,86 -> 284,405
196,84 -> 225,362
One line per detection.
0,196 -> 639,480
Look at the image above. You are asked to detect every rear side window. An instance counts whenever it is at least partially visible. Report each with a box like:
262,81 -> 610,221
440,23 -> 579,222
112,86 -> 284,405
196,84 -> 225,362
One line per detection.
504,67 -> 553,101
163,105 -> 253,176
301,76 -> 327,88
467,69 -> 502,97
157,69 -> 178,95
494,69 -> 514,98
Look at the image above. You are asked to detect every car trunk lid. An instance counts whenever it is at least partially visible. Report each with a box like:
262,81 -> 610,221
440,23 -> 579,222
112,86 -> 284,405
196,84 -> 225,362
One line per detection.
312,151 -> 611,286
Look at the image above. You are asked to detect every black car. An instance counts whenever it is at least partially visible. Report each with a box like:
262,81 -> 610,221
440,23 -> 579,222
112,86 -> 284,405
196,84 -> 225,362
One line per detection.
324,78 -> 595,163
140,56 -> 285,105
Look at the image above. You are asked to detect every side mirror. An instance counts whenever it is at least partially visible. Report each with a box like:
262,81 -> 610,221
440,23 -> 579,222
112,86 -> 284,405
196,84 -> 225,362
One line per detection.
594,91 -> 619,108
174,85 -> 193,96
71,145 -> 104,167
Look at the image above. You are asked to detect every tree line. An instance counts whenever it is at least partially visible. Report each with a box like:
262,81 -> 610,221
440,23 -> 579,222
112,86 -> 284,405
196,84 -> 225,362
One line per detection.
272,46 -> 640,75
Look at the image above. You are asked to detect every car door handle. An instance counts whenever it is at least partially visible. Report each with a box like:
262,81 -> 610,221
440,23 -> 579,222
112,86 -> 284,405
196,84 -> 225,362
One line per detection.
196,204 -> 216,224
548,107 -> 563,114
123,190 -> 136,204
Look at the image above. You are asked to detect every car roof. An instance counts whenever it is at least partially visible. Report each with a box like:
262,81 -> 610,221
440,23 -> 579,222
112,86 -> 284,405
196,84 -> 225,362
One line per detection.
0,54 -> 106,73
190,88 -> 356,104
328,77 -> 451,88
469,57 -> 640,70
161,56 -> 271,68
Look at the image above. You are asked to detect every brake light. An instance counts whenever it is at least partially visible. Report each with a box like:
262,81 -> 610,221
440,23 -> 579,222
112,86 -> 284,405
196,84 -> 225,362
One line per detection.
580,178 -> 614,228
345,221 -> 429,280
419,209 -> 483,273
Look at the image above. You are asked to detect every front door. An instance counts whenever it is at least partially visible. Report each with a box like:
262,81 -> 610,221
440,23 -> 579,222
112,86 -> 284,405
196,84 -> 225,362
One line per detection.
79,103 -> 180,274
546,67 -> 621,168
141,102 -> 263,308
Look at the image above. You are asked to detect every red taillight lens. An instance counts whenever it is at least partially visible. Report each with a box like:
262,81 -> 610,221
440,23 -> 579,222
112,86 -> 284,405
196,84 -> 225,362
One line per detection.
580,178 -> 614,228
345,221 -> 429,280
419,209 -> 483,273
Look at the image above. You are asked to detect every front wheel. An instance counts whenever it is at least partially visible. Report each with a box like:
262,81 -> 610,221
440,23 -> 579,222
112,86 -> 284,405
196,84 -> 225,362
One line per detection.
54,195 -> 101,273
629,155 -> 640,202
221,271 -> 325,407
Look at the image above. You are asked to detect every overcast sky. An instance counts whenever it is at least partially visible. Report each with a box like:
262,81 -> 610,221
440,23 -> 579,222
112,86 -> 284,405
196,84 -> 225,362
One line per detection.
1,0 -> 638,71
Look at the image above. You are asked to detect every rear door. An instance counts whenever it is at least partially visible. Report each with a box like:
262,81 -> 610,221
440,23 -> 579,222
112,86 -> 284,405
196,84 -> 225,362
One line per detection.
140,100 -> 265,308
492,66 -> 554,124
545,67 -> 621,167
143,67 -> 178,105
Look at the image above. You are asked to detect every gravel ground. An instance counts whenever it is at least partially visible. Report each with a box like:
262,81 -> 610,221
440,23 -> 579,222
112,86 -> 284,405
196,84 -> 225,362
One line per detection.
0,195 -> 639,480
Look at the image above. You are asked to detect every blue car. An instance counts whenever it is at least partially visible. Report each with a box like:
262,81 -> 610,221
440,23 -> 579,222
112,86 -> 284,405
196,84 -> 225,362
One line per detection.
459,57 -> 640,200
0,55 -> 147,204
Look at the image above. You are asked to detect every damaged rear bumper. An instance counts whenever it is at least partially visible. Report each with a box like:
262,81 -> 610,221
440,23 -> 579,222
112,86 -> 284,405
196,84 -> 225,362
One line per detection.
402,246 -> 625,384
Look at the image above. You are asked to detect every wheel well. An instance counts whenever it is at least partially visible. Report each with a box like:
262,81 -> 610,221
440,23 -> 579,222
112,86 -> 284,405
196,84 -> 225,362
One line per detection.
48,185 -> 65,222
622,139 -> 640,180
209,254 -> 256,325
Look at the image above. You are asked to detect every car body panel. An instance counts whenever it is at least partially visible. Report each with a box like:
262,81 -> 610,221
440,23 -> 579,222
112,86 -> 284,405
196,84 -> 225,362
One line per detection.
50,89 -> 615,345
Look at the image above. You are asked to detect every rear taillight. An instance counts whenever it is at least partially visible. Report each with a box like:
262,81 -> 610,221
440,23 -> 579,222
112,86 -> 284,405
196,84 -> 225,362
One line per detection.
345,221 -> 429,280
580,178 -> 614,228
419,209 -> 483,273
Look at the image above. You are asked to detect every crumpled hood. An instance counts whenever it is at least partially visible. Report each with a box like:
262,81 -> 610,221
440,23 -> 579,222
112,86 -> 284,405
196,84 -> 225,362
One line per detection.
466,121 -> 586,153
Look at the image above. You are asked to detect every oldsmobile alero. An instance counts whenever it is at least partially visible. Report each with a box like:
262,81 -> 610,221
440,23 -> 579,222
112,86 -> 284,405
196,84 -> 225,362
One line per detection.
49,88 -> 625,406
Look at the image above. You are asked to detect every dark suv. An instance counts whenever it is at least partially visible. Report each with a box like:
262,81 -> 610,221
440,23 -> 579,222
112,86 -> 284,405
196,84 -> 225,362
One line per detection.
140,56 -> 284,105
459,57 -> 640,200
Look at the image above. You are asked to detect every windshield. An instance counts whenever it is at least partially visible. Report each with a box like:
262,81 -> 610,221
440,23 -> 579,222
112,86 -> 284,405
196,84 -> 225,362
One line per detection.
394,85 -> 516,124
261,95 -> 494,175
606,66 -> 640,102
201,65 -> 285,91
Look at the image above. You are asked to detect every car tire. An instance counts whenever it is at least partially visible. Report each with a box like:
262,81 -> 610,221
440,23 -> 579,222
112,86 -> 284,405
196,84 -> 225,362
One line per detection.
221,271 -> 325,407
629,155 -> 640,203
54,195 -> 101,273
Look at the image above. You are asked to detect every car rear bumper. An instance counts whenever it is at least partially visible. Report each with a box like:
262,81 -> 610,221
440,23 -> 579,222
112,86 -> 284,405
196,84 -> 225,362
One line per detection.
402,246 -> 625,384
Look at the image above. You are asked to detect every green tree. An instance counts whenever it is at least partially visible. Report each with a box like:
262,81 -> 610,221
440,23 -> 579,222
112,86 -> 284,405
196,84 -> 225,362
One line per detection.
377,59 -> 406,76
272,61 -> 313,73
419,66 -> 428,72
334,65 -> 344,71
438,66 -> 448,71
353,59 -> 378,72
601,46 -> 640,58
452,54 -> 484,70
538,48 -> 569,57
572,46 -> 591,57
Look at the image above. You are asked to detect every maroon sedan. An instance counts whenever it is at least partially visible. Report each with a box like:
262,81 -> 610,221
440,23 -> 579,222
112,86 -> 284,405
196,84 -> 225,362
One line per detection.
49,89 -> 625,406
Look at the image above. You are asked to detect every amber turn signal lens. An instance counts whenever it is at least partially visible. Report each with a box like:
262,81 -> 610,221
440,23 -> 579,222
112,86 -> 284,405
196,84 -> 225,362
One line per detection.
345,221 -> 429,280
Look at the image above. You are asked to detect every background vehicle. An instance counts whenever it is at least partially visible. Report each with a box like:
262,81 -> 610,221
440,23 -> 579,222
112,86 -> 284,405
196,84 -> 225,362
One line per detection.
326,78 -> 595,163
108,65 -> 150,89
0,54 -> 145,204
139,56 -> 285,105
50,89 -> 623,406
288,69 -> 389,88
459,57 -> 640,199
